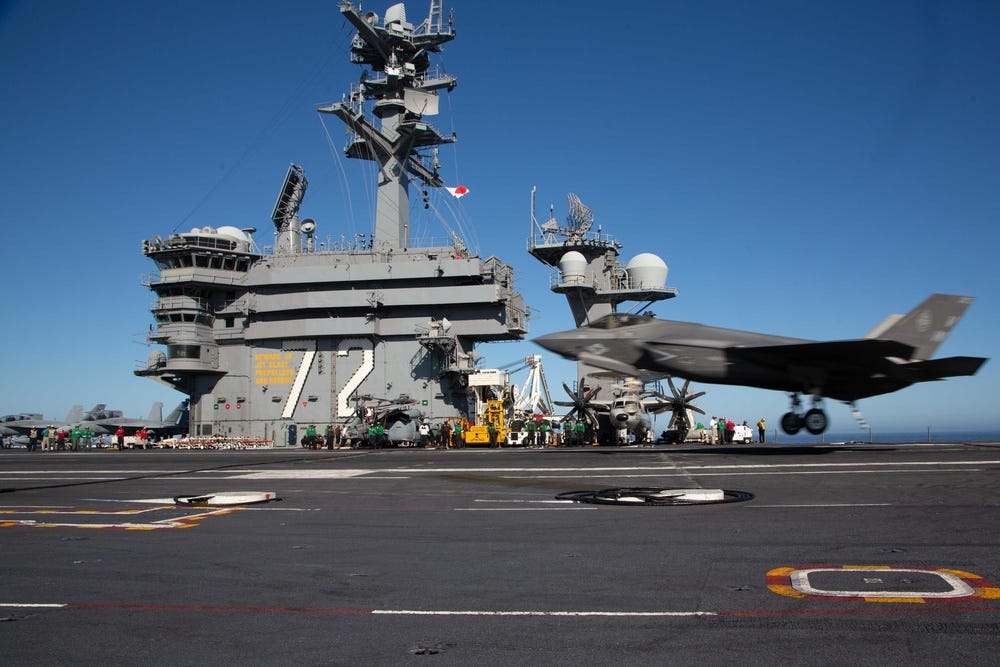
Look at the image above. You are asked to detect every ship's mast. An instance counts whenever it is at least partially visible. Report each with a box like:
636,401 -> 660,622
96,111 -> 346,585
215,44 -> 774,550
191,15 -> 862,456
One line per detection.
320,1 -> 457,250
528,191 -> 678,392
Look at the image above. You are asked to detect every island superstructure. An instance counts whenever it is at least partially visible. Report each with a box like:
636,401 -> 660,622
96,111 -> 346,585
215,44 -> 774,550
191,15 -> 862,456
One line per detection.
528,190 -> 680,443
137,1 -> 526,446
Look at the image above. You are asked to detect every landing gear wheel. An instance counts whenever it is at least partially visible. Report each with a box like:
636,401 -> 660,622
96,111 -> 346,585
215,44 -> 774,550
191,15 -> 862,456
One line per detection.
803,408 -> 828,435
780,412 -> 802,435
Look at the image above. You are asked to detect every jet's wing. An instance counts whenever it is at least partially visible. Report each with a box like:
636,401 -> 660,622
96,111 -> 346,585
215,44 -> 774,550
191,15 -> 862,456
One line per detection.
577,352 -> 667,383
730,339 -> 916,369
578,351 -> 642,376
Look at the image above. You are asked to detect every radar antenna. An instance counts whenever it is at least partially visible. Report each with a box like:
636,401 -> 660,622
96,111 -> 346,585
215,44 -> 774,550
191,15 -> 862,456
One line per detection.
566,193 -> 594,239
271,164 -> 308,233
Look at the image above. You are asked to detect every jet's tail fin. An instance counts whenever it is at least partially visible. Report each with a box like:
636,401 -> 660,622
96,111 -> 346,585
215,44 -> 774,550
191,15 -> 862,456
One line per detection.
146,402 -> 164,422
83,404 -> 107,420
65,405 -> 84,424
865,294 -> 975,360
165,401 -> 188,425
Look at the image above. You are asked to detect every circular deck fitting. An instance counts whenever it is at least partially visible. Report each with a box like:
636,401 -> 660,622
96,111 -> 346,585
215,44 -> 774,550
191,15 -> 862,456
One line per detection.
173,492 -> 280,506
767,565 -> 1000,603
555,487 -> 753,507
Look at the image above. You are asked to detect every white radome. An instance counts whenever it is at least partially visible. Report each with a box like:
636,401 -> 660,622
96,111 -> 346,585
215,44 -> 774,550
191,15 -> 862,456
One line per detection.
625,252 -> 668,289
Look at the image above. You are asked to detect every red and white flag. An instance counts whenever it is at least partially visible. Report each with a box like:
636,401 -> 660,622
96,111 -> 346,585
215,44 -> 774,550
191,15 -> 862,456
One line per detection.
445,185 -> 470,198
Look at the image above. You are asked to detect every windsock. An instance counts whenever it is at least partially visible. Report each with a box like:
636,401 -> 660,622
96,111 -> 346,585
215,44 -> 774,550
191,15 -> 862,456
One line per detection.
445,185 -> 469,198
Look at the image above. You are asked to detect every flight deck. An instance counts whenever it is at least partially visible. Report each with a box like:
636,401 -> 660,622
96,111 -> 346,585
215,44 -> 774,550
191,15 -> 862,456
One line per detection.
2,442 -> 998,664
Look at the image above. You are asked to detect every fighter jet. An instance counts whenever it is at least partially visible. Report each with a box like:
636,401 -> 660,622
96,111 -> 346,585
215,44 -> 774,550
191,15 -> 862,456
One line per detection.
0,413 -> 44,434
0,405 -> 86,436
84,401 -> 189,437
535,294 -> 987,436
0,403 -> 184,437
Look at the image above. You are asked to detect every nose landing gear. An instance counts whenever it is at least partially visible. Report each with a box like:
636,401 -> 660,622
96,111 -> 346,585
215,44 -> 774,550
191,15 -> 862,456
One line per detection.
780,394 -> 828,435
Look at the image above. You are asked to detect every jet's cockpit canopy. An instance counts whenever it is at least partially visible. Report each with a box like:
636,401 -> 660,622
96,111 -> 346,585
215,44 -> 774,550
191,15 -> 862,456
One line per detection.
587,312 -> 655,329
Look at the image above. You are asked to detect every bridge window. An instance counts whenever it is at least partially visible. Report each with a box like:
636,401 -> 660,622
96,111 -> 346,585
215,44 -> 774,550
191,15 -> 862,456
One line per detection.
167,344 -> 201,359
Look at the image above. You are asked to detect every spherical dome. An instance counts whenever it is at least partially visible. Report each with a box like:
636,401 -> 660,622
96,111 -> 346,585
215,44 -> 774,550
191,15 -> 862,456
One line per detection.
625,253 -> 668,289
558,251 -> 587,285
558,250 -> 588,285
215,226 -> 249,242
626,252 -> 667,270
147,350 -> 166,369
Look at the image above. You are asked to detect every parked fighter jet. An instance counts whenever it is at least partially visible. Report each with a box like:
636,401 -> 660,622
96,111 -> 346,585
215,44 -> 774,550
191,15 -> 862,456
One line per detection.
0,413 -> 43,435
0,405 -> 86,436
84,401 -> 189,437
535,294 -> 987,436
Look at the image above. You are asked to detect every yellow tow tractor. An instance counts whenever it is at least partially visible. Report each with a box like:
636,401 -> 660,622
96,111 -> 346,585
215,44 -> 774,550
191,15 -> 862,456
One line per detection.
463,399 -> 507,447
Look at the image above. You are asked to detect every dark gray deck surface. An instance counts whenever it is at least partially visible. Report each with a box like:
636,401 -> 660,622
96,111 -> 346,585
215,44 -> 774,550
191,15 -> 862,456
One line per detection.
2,442 -> 998,665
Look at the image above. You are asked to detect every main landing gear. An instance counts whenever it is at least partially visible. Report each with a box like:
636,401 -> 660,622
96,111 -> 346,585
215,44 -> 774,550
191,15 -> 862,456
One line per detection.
780,393 -> 828,435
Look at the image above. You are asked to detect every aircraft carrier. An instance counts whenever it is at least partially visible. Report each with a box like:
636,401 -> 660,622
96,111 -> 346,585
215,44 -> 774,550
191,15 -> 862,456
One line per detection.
136,1 -> 526,446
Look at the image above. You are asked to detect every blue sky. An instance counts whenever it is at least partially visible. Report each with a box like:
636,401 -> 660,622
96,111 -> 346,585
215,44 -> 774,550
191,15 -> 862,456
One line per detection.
1,0 -> 997,436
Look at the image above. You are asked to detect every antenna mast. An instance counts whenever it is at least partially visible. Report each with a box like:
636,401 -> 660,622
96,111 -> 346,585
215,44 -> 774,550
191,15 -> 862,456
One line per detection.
321,1 -> 457,250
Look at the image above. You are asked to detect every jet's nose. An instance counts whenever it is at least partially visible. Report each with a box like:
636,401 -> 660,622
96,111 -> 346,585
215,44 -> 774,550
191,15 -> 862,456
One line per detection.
533,330 -> 582,360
